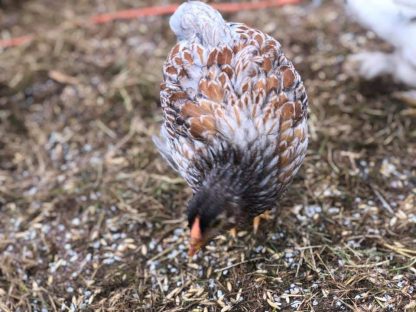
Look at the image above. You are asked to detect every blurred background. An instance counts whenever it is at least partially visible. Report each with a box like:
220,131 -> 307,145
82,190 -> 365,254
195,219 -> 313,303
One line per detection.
0,0 -> 415,311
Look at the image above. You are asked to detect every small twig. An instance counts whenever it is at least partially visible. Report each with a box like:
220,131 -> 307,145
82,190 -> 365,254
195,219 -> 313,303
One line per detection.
214,257 -> 264,272
383,243 -> 416,258
370,185 -> 394,214
147,241 -> 182,263
294,245 -> 323,251
316,251 -> 335,281
96,120 -> 117,139
391,258 -> 416,272
344,260 -> 390,268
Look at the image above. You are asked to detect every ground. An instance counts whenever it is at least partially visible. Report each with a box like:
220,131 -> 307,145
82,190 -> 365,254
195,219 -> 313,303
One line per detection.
0,0 -> 415,311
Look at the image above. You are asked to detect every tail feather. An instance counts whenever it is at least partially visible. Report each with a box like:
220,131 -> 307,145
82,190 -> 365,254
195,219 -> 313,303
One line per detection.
169,1 -> 233,47
152,134 -> 179,171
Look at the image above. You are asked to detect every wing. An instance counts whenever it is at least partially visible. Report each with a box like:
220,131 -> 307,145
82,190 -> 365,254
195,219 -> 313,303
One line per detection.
160,40 -> 223,142
160,24 -> 307,143
156,2 -> 308,191
158,23 -> 307,188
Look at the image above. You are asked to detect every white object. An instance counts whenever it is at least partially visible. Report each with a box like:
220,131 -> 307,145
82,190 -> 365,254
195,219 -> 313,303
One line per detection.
345,0 -> 416,87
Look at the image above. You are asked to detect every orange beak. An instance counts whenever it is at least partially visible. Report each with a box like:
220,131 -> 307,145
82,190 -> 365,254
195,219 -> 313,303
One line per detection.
189,216 -> 203,256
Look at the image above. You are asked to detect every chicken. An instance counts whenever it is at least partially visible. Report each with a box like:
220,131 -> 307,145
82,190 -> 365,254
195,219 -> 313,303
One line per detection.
344,0 -> 416,93
153,1 -> 308,256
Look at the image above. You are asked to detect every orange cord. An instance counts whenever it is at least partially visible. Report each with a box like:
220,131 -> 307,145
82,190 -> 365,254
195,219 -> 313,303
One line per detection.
214,0 -> 300,12
91,4 -> 179,24
0,0 -> 301,48
0,35 -> 34,48
91,0 -> 300,24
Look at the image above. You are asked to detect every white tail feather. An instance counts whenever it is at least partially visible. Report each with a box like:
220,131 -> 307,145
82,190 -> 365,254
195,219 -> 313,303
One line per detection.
169,1 -> 233,47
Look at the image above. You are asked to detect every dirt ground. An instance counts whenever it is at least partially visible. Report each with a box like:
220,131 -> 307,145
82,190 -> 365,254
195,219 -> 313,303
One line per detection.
0,0 -> 415,311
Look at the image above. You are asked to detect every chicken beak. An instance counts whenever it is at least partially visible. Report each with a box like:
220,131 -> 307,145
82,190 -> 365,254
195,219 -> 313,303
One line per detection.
189,216 -> 203,256
188,239 -> 203,256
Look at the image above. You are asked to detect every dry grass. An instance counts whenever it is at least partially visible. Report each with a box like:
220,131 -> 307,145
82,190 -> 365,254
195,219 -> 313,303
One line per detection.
1,0 -> 415,311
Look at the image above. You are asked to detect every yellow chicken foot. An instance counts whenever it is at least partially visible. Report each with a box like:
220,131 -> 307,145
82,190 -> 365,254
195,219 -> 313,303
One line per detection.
229,227 -> 238,238
253,211 -> 273,234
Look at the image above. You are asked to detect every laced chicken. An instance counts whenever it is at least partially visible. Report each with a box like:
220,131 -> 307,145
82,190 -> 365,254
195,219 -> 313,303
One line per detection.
153,1 -> 308,256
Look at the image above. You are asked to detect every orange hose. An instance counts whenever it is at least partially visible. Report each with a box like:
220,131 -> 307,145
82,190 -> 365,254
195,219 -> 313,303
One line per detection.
91,4 -> 179,24
0,35 -> 34,48
213,0 -> 301,12
92,0 -> 300,24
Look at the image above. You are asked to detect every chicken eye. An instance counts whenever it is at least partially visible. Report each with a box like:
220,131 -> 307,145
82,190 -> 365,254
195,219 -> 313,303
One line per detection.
211,219 -> 222,228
